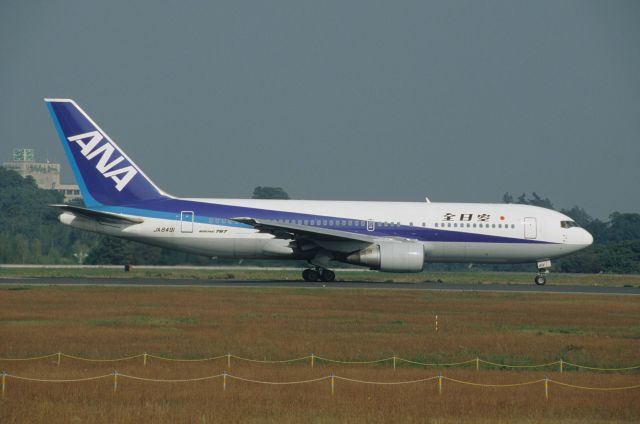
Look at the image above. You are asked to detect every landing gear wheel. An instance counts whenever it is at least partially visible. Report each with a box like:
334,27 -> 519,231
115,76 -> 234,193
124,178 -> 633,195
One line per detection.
320,269 -> 335,283
302,269 -> 320,282
534,275 -> 546,286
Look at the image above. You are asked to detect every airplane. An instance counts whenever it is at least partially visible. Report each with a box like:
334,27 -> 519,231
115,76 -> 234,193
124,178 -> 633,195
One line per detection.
45,98 -> 593,285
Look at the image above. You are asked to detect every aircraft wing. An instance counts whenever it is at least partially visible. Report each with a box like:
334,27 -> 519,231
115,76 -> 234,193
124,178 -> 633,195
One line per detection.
49,204 -> 144,224
232,217 -> 376,242
230,216 -> 410,255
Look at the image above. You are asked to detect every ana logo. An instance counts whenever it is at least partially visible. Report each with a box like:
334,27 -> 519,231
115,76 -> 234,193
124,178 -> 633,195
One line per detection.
67,131 -> 138,191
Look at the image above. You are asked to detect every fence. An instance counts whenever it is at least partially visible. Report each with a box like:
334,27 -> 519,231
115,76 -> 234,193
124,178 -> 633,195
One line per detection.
2,371 -> 639,398
1,352 -> 639,372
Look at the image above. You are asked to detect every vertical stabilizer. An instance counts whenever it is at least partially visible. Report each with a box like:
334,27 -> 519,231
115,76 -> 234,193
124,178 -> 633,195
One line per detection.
45,99 -> 168,207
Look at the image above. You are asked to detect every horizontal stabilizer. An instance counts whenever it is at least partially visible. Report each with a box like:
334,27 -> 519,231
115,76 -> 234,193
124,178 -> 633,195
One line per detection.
49,204 -> 144,224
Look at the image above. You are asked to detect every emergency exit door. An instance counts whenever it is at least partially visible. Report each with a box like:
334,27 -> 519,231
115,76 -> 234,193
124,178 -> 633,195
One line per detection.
524,217 -> 537,239
181,211 -> 194,233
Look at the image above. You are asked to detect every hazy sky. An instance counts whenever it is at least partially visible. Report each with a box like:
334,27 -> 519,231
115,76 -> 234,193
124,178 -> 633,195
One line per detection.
1,1 -> 639,218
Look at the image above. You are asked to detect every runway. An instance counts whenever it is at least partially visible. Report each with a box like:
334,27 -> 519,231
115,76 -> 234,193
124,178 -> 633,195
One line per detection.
1,277 -> 639,295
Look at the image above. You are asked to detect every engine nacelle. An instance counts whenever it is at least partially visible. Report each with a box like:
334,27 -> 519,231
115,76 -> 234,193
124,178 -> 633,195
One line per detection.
346,242 -> 424,273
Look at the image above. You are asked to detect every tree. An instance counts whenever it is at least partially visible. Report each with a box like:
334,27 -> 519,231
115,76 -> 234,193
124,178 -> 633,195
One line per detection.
503,192 -> 554,209
252,186 -> 290,199
606,213 -> 640,242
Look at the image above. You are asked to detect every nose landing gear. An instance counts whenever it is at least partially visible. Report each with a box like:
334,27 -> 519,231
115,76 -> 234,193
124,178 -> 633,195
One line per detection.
534,274 -> 547,286
534,259 -> 551,285
302,267 -> 335,282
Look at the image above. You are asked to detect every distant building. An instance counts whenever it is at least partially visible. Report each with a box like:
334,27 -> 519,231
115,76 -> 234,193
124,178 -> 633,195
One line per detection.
3,148 -> 82,202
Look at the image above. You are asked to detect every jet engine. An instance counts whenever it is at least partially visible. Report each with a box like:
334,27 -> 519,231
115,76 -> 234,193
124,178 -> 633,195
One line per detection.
346,242 -> 424,272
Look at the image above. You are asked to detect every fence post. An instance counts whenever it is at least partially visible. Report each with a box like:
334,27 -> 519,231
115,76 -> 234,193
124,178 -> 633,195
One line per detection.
143,353 -> 148,367
57,352 -> 61,366
223,371 -> 227,391
227,353 -> 231,369
113,371 -> 118,393
331,373 -> 335,396
311,354 -> 314,369
559,359 -> 563,373
476,357 -> 479,371
438,373 -> 442,395
2,371 -> 6,396
393,356 -> 396,370
435,315 -> 438,332
544,376 -> 548,400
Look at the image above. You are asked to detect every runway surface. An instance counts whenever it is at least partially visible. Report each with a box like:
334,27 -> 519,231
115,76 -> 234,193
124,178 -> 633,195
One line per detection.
1,277 -> 639,295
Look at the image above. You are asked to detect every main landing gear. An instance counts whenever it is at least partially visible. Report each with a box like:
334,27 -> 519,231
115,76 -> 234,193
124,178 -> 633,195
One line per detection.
302,267 -> 335,283
534,259 -> 551,286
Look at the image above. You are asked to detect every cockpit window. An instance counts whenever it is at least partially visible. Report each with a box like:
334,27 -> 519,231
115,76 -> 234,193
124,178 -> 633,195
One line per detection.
560,220 -> 580,229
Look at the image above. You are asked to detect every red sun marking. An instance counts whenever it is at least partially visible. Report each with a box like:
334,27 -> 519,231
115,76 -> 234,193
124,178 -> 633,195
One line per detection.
500,216 -> 505,220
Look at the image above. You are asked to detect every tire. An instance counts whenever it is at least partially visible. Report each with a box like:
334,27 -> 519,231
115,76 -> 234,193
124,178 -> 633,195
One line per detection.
321,270 -> 335,282
302,269 -> 314,282
534,275 -> 546,286
305,269 -> 320,282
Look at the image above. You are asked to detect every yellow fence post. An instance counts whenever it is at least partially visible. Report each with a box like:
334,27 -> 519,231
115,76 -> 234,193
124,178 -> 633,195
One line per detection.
559,359 -> 563,373
223,371 -> 227,392
438,373 -> 442,396
393,356 -> 396,370
2,372 -> 6,396
331,373 -> 335,396
544,377 -> 548,400
143,353 -> 147,367
476,357 -> 479,371
113,371 -> 118,393
57,352 -> 61,366
311,354 -> 314,369
227,353 -> 231,370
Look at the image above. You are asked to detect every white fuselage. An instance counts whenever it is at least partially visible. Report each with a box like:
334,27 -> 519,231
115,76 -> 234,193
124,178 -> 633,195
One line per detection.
61,199 -> 593,265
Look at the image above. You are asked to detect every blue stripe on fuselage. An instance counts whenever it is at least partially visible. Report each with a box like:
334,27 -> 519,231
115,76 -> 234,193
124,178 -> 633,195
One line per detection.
96,198 -> 552,245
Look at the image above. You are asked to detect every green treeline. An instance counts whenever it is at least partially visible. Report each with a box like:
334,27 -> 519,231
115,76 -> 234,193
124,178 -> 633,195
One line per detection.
1,166 -> 638,273
0,167 -> 96,264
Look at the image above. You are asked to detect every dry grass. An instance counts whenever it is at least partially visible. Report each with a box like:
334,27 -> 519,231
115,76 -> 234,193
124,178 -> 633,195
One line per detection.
0,285 -> 639,423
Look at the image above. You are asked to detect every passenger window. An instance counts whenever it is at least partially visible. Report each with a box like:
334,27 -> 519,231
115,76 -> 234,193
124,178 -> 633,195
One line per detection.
422,222 -> 426,227
435,223 -> 438,228
492,224 -> 496,228
473,223 -> 476,228
322,220 -> 328,226
448,223 -> 452,227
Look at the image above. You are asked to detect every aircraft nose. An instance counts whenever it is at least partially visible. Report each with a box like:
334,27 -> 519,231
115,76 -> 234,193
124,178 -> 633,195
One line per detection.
580,228 -> 594,247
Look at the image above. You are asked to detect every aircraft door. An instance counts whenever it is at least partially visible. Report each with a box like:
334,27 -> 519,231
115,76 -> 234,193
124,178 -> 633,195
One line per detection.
181,211 -> 194,233
367,219 -> 375,232
524,217 -> 537,239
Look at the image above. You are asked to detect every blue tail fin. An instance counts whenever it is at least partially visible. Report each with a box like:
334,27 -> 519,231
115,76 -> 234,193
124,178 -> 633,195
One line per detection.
45,99 -> 168,208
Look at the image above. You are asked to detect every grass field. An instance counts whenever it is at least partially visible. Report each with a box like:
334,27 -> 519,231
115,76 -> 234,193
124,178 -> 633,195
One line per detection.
0,285 -> 639,423
2,266 -> 640,287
